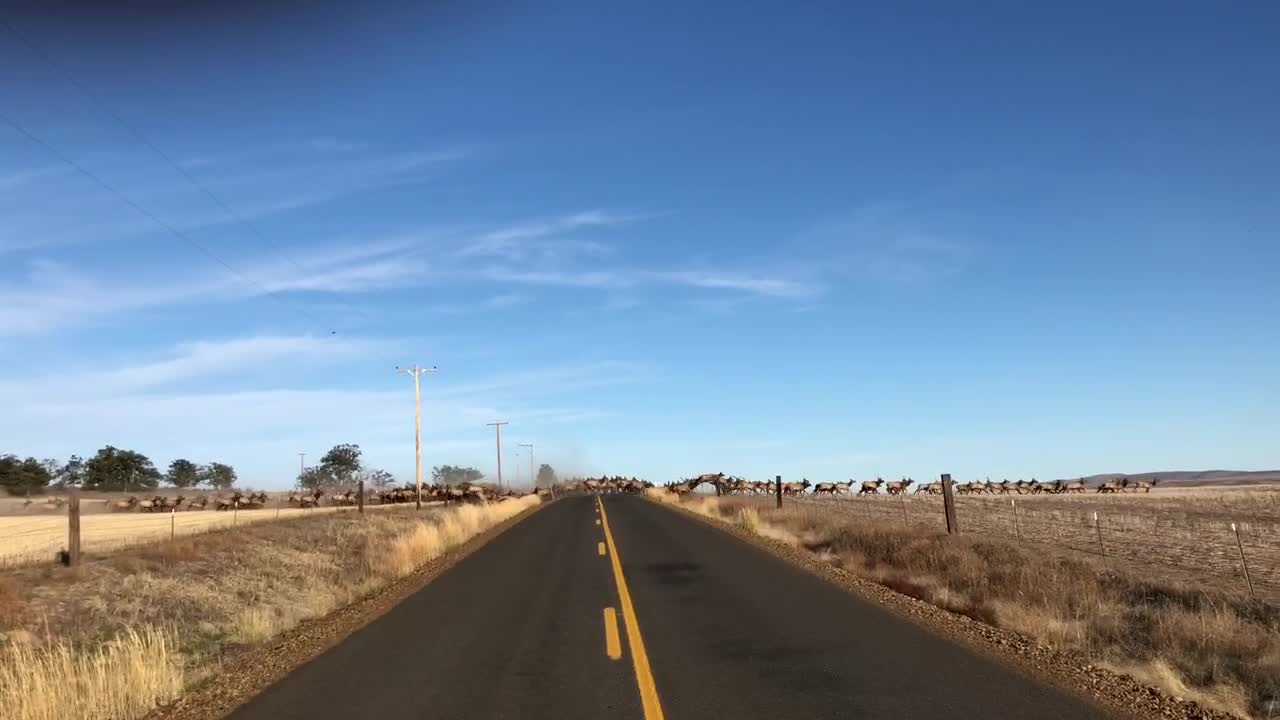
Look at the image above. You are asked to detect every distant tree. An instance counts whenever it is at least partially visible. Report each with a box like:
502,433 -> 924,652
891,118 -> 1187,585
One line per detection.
536,464 -> 557,488
431,465 -> 484,485
296,466 -> 335,492
82,446 -> 161,491
0,454 -> 53,495
202,462 -> 237,490
54,455 -> 85,488
319,444 -> 362,485
165,459 -> 202,488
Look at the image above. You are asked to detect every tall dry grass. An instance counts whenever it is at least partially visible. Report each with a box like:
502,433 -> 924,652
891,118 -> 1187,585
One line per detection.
0,496 -> 540,720
665,493 -> 1280,719
0,627 -> 183,720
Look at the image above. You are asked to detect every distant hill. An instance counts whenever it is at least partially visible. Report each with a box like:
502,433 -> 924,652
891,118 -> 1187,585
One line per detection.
1056,470 -> 1280,487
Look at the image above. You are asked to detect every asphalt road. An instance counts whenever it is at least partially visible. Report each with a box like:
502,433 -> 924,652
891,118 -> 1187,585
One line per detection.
229,494 -> 1111,720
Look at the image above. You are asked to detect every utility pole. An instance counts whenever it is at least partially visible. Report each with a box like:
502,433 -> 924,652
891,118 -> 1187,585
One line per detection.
487,421 -> 509,490
397,364 -> 437,509
519,443 -> 534,488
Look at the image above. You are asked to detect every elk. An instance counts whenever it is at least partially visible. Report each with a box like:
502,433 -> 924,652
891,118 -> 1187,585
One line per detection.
185,496 -> 208,510
1096,478 -> 1128,494
915,481 -> 942,495
858,478 -> 884,495
106,496 -> 139,512
1130,478 -> 1159,493
884,478 -> 914,495
813,482 -> 839,496
782,479 -> 811,495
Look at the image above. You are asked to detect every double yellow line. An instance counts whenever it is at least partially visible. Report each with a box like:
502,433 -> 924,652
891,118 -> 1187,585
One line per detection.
598,496 -> 666,720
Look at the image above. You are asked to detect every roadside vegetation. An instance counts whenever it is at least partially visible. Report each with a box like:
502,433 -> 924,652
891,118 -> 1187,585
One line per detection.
0,495 -> 540,720
651,491 -> 1280,719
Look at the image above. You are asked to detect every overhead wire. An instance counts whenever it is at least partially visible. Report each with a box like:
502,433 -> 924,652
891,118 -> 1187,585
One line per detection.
1,18 -> 383,334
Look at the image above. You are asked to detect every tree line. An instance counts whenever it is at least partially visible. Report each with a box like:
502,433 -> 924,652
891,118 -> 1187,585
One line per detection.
0,446 -> 238,495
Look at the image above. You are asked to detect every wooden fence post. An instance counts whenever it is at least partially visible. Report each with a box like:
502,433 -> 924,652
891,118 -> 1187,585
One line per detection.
1011,499 -> 1022,541
899,493 -> 909,528
775,475 -> 782,509
1231,523 -> 1255,598
1093,512 -> 1106,561
358,480 -> 365,514
171,507 -> 176,541
67,490 -> 81,567
940,473 -> 959,534
233,501 -> 239,527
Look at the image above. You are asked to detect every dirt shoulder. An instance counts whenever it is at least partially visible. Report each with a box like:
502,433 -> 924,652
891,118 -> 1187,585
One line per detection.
654,497 -> 1240,720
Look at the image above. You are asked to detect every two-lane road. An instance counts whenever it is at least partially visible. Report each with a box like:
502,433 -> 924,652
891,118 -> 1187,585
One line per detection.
229,495 -> 1111,719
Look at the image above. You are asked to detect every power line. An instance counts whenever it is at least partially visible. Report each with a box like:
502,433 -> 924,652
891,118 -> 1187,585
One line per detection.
2,18 -> 370,332
0,109 -> 335,332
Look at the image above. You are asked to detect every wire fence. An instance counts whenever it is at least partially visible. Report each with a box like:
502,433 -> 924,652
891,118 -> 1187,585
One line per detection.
784,493 -> 1280,600
0,499 -> 422,568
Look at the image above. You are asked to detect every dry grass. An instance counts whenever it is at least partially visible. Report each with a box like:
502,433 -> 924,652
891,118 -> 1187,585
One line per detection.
0,626 -> 183,720
0,496 -> 540,720
669,494 -> 1280,719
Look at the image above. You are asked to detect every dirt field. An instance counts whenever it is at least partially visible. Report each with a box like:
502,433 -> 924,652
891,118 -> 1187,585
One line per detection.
0,492 -> 436,567
782,484 -> 1280,600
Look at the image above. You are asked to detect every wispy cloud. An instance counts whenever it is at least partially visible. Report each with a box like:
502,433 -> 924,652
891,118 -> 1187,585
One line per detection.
655,270 -> 816,298
457,210 -> 636,260
0,164 -> 64,190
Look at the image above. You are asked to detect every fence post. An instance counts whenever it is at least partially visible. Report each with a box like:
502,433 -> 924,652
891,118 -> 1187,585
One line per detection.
1231,523 -> 1255,598
1011,499 -> 1022,541
233,501 -> 239,527
276,498 -> 281,520
899,493 -> 909,528
1093,512 -> 1106,561
941,473 -> 959,534
67,489 -> 81,567
358,480 -> 365,514
775,475 -> 782,509
171,507 -> 176,541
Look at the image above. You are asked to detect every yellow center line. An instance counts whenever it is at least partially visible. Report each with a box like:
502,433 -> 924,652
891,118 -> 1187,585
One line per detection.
603,607 -> 622,660
598,541 -> 606,556
598,496 -> 666,720
596,518 -> 601,525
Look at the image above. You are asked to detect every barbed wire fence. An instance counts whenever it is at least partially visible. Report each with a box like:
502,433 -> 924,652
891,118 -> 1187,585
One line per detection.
784,488 -> 1279,600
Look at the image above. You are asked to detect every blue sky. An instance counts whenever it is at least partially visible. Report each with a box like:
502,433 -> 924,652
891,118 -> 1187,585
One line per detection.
2,2 -> 1277,488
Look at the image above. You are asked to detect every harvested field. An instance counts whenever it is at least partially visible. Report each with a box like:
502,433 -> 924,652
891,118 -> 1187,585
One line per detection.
0,500 -> 437,568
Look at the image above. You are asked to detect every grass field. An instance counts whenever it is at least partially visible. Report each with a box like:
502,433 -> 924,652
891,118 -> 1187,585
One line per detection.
786,485 -> 1280,599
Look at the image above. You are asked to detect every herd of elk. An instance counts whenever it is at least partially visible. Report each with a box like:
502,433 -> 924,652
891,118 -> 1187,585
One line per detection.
656,472 -> 1164,498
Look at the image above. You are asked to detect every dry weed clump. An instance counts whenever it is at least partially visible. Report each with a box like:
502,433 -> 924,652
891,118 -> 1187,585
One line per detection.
680,496 -> 1279,719
0,496 -> 540,720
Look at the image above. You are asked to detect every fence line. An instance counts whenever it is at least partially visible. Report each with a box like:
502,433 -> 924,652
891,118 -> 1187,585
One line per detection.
785,493 -> 1279,600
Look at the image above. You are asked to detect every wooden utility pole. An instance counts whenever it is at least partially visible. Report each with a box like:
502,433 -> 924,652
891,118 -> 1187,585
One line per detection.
487,421 -> 509,490
941,473 -> 959,534
396,364 -> 437,509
